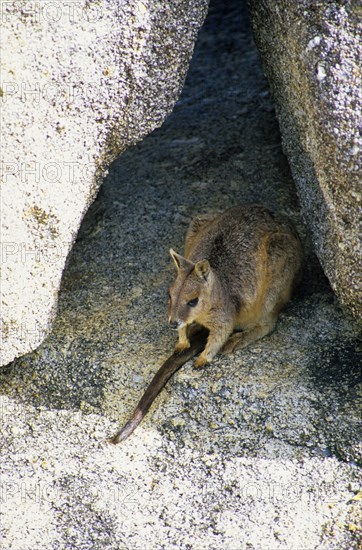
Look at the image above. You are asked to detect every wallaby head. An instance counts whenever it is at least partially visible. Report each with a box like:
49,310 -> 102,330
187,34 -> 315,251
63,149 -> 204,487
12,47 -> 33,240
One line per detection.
168,249 -> 213,330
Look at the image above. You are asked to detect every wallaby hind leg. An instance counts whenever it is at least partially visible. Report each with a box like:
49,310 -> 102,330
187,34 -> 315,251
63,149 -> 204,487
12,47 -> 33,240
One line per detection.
222,317 -> 277,355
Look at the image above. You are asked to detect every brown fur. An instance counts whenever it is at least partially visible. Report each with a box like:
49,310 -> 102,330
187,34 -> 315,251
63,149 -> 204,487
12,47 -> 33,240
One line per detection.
169,204 -> 303,367
109,204 -> 303,443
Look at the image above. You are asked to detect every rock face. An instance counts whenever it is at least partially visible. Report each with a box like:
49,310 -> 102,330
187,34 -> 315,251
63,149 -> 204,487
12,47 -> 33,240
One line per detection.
0,2 -> 361,548
0,0 -> 208,366
248,0 -> 361,325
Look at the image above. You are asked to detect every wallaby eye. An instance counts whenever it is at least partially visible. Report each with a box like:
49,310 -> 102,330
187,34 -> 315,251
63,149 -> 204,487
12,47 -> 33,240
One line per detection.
187,297 -> 199,307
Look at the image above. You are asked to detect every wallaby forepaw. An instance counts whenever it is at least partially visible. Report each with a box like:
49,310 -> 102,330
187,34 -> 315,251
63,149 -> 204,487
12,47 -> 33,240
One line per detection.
175,341 -> 191,353
194,354 -> 208,369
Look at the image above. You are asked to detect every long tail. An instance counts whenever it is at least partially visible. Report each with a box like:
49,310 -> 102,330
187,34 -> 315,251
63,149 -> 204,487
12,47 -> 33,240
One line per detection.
108,328 -> 208,444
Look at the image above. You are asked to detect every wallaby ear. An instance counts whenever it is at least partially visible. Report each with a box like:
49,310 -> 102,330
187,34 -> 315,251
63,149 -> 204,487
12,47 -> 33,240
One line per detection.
170,249 -> 194,272
194,259 -> 211,281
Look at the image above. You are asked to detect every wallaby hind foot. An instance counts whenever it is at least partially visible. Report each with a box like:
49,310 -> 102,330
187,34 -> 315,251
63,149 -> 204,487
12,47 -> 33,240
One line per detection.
222,317 -> 277,355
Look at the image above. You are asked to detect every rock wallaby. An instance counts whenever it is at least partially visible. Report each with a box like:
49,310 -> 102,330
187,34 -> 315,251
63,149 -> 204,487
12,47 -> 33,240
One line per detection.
168,204 -> 303,367
109,204 -> 303,444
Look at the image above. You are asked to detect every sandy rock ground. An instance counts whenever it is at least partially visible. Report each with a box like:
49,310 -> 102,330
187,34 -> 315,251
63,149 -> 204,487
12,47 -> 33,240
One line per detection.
0,1 -> 361,548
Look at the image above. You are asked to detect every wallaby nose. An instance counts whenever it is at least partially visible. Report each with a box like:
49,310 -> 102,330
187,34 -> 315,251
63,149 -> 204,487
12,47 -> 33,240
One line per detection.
169,320 -> 179,330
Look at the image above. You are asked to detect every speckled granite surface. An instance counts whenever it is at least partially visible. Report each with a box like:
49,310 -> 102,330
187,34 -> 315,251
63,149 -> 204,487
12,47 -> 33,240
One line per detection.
1,1 -> 361,548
